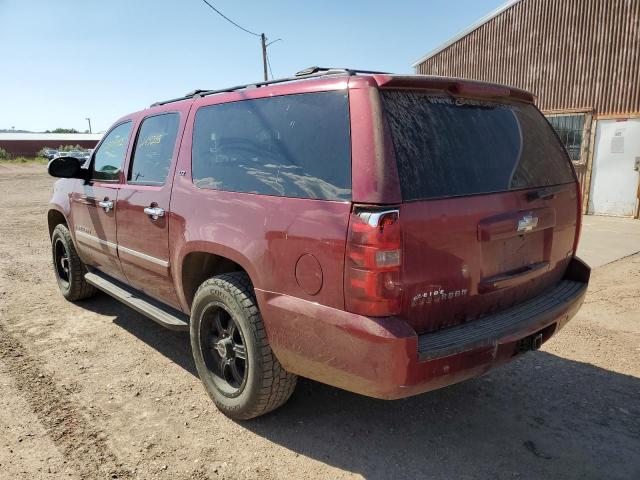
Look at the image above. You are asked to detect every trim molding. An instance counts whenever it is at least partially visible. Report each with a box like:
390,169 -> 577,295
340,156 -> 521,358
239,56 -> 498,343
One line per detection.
75,230 -> 117,250
75,230 -> 169,268
118,244 -> 169,268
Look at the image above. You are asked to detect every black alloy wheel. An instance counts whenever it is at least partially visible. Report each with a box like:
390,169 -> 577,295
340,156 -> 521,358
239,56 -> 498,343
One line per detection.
50,224 -> 96,301
190,272 -> 297,419
200,302 -> 248,396
54,237 -> 70,287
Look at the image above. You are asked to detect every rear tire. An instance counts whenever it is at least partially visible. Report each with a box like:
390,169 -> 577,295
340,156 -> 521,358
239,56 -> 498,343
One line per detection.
51,224 -> 96,301
190,272 -> 297,419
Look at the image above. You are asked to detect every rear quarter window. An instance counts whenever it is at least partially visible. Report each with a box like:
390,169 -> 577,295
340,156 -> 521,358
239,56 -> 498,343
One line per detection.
191,91 -> 351,201
381,91 -> 575,201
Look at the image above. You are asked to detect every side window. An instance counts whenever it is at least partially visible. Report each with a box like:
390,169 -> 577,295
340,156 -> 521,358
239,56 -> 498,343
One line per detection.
128,113 -> 180,185
191,91 -> 351,201
92,122 -> 133,182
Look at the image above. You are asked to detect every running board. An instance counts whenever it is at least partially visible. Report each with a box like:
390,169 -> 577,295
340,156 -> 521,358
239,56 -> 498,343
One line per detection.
85,271 -> 189,331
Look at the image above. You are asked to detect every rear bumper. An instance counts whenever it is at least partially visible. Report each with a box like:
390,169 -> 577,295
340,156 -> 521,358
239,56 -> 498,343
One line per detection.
257,257 -> 590,400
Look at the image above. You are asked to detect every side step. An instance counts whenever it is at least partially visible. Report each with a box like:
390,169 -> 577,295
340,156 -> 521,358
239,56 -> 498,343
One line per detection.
85,271 -> 189,331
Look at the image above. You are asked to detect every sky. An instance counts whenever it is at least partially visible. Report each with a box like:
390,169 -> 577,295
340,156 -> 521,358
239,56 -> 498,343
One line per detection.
0,0 -> 505,133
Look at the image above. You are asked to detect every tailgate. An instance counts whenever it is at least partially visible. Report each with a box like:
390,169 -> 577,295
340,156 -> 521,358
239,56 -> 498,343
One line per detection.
380,89 -> 579,333
400,187 -> 578,333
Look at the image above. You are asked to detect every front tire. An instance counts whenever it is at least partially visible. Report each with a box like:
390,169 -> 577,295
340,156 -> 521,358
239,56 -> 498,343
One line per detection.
190,272 -> 297,419
51,224 -> 96,301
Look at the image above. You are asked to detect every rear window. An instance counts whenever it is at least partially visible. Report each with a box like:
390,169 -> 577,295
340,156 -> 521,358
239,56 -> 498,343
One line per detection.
192,91 -> 351,201
381,91 -> 575,201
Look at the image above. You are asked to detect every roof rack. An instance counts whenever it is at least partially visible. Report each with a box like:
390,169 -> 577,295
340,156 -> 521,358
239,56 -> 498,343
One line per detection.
150,66 -> 390,107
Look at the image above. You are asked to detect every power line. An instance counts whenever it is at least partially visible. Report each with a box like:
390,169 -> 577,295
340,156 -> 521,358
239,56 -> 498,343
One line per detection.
198,0 -> 260,37
197,0 -> 280,81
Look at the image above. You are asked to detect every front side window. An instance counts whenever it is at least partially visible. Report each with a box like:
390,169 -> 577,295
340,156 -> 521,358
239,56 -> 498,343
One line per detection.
191,91 -> 351,201
128,113 -> 180,185
92,121 -> 133,182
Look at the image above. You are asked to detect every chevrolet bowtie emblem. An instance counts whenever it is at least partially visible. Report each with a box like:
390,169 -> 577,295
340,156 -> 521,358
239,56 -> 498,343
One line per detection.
517,214 -> 539,232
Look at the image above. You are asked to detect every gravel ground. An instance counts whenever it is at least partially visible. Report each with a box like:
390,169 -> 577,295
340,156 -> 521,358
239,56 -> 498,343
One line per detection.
0,164 -> 638,479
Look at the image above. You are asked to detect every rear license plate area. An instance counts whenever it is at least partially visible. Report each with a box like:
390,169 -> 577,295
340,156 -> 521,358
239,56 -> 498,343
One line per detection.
481,230 -> 546,279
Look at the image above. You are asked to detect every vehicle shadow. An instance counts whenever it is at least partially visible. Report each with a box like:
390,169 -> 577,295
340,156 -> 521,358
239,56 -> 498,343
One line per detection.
257,355 -> 639,480
82,294 -> 640,480
81,294 -> 197,377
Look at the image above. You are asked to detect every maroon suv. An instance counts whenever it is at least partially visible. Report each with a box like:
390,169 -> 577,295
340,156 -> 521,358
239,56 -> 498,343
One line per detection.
47,67 -> 590,419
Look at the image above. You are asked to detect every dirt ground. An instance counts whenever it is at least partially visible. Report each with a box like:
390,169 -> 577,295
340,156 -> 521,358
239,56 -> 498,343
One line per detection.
0,164 -> 638,480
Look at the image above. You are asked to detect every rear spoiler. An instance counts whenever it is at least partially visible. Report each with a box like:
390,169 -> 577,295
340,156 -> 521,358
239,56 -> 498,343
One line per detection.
372,75 -> 535,103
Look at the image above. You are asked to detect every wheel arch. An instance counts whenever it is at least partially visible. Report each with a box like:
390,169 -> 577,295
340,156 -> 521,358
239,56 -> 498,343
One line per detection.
178,246 -> 258,311
47,208 -> 68,238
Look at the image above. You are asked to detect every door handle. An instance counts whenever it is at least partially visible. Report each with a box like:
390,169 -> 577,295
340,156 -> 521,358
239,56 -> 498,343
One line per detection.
98,200 -> 113,213
478,261 -> 550,293
144,206 -> 165,220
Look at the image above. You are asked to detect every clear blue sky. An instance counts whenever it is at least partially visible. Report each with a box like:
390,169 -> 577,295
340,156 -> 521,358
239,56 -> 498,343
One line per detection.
0,0 -> 504,133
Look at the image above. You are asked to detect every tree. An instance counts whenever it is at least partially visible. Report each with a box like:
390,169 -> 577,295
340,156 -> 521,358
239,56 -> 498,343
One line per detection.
45,128 -> 80,134
57,144 -> 85,152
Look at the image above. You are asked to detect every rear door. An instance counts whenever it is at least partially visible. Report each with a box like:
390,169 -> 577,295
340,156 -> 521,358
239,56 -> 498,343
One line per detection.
115,111 -> 183,308
381,91 -> 579,333
71,121 -> 133,283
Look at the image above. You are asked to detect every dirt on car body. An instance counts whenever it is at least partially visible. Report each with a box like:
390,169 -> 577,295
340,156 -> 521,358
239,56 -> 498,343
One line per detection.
1,167 -> 639,479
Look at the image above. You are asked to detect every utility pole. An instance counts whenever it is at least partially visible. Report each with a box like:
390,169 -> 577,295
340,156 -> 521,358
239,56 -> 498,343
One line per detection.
85,117 -> 92,134
261,33 -> 268,81
198,1 -> 277,81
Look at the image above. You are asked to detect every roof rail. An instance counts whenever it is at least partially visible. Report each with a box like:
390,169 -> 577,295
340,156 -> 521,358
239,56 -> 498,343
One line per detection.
150,67 -> 390,107
294,66 -> 390,76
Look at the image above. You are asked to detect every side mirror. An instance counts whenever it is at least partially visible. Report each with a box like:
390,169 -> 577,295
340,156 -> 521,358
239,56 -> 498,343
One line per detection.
47,156 -> 87,179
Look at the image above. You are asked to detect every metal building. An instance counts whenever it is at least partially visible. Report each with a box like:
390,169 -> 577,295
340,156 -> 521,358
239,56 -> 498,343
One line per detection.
413,0 -> 640,218
0,133 -> 102,157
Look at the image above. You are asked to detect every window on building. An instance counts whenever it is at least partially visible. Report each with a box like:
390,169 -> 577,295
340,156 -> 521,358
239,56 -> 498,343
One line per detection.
546,114 -> 586,162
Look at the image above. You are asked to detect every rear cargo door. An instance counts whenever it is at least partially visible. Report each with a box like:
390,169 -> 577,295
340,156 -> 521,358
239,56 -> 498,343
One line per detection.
381,91 -> 579,334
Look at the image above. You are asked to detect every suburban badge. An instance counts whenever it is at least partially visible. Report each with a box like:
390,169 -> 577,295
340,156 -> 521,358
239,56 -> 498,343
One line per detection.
411,288 -> 468,307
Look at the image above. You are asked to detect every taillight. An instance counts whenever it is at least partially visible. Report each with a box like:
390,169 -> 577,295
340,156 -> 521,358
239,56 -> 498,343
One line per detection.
573,181 -> 583,254
345,207 -> 402,316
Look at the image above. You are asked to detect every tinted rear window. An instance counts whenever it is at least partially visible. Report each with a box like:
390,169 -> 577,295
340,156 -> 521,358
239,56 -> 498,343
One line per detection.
192,91 -> 351,201
381,91 -> 575,201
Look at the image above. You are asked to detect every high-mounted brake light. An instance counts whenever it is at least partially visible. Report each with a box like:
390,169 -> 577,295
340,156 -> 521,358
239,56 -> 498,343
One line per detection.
449,82 -> 510,99
345,207 -> 402,317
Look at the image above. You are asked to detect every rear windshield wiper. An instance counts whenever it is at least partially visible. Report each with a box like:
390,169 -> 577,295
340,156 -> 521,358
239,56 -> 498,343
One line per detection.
526,185 -> 567,202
